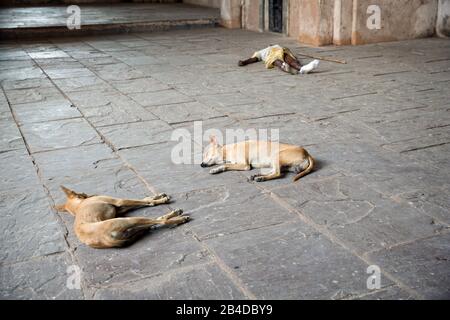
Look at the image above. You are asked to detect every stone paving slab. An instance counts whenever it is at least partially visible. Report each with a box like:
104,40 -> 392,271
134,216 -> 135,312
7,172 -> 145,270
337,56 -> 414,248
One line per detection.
0,118 -> 23,152
305,138 -> 450,197
53,76 -> 111,93
0,150 -> 40,192
0,28 -> 449,299
92,63 -> 145,81
97,120 -> 173,149
0,253 -> 83,300
118,141 -> 244,195
12,99 -> 81,125
0,147 -> 71,298
367,233 -> 450,299
0,90 -> 9,120
395,187 -> 450,226
0,66 -> 44,81
172,182 -> 297,241
81,99 -> 157,127
45,67 -> 96,80
353,285 -> 413,300
205,221 -> 384,300
0,187 -> 66,265
93,263 -> 245,300
173,81 -> 239,97
1,77 -> 54,91
3,86 -> 63,105
72,224 -> 207,292
65,90 -> 126,109
111,78 -> 170,95
150,101 -> 224,124
271,175 -> 444,255
31,143 -> 147,204
130,89 -> 194,107
20,117 -> 101,153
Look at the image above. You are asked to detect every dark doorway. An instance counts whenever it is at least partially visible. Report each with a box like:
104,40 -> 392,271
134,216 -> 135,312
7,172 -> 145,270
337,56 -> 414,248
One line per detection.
269,0 -> 283,33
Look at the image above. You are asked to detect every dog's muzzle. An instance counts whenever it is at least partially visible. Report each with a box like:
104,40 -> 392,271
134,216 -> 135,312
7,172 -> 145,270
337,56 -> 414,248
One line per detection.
200,163 -> 207,167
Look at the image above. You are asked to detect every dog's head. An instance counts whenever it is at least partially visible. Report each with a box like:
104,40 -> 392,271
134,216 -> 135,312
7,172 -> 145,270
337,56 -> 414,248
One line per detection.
57,186 -> 93,215
201,135 -> 224,167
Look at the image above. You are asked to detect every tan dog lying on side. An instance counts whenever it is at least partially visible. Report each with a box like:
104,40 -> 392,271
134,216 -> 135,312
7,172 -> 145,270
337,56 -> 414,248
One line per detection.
55,186 -> 189,248
201,136 -> 314,182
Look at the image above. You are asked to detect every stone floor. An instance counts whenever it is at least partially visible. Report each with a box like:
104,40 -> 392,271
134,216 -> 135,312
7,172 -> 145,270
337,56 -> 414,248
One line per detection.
0,27 -> 449,300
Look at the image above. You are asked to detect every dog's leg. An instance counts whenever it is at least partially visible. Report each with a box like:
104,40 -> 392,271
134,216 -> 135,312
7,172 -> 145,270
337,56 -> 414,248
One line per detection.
252,171 -> 282,182
156,208 -> 184,220
100,211 -> 189,247
96,194 -> 170,214
250,161 -> 281,182
209,163 -> 251,174
121,194 -> 170,206
156,209 -> 191,226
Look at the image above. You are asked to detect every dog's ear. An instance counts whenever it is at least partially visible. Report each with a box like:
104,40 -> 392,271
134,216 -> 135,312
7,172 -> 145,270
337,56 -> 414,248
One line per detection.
209,135 -> 217,145
61,186 -> 91,199
60,185 -> 76,198
54,204 -> 67,212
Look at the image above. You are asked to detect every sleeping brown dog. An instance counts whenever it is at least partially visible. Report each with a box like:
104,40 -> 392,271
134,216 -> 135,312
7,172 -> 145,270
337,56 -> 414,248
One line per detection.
55,186 -> 189,248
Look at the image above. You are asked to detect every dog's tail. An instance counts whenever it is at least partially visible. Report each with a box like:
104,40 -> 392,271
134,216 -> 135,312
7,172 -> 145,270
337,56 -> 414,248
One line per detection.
293,154 -> 314,182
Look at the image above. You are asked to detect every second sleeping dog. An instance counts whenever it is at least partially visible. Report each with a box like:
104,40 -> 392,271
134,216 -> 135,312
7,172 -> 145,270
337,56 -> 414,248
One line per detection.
201,136 -> 314,182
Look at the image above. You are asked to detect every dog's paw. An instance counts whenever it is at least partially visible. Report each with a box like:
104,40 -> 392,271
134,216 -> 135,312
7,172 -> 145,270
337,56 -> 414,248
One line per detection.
248,174 -> 259,181
209,167 -> 222,174
172,208 -> 183,216
144,194 -> 170,205
153,193 -> 168,200
254,176 -> 265,182
160,208 -> 183,220
179,215 -> 190,223
168,214 -> 190,227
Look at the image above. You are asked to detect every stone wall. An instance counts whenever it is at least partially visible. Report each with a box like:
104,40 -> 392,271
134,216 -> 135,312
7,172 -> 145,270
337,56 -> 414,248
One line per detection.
296,0 -> 334,46
350,0 -> 438,45
235,0 -> 449,46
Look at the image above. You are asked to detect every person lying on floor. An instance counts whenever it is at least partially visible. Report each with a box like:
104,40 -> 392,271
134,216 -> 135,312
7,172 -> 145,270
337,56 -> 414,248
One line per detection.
238,44 -> 319,75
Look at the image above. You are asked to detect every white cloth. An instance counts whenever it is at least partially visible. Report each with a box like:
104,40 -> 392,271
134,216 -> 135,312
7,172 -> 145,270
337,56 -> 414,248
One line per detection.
252,45 -> 282,62
299,59 -> 320,74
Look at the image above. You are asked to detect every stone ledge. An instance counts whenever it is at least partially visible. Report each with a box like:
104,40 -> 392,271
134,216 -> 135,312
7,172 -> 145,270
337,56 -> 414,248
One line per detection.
0,19 -> 219,40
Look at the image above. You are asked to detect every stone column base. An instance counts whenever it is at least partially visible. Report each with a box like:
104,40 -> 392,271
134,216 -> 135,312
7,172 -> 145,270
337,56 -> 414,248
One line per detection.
220,0 -> 241,29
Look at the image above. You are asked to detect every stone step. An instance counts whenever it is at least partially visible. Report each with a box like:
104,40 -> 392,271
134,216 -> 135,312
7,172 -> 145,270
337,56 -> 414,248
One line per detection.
0,3 -> 220,40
